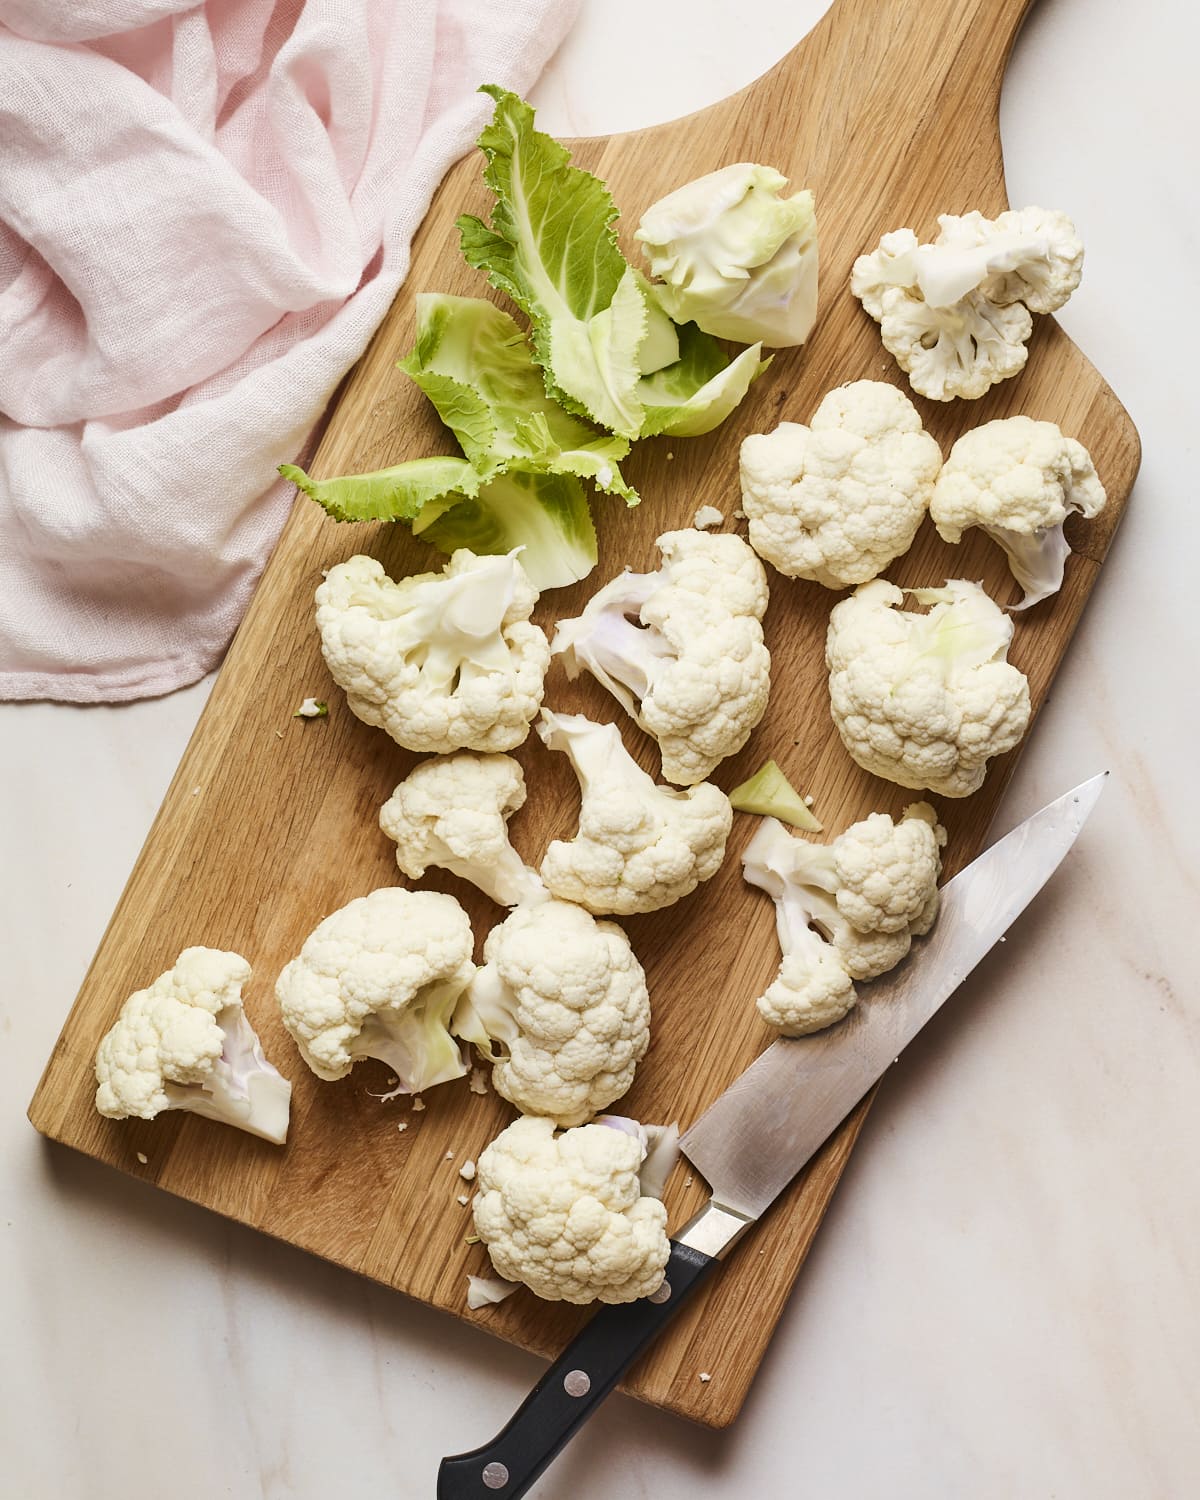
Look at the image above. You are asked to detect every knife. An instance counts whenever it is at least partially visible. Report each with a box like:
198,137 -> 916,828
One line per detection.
437,773 -> 1106,1499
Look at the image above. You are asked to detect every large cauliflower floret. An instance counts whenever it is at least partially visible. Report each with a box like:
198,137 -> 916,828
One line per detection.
379,752 -> 545,908
742,809 -> 944,1036
931,416 -> 1107,610
94,948 -> 291,1145
550,529 -> 771,785
536,709 -> 732,916
276,887 -> 476,1097
452,899 -> 651,1127
473,1115 -> 669,1304
739,380 -> 943,587
851,208 -> 1083,401
826,578 -> 1032,797
314,549 -> 549,754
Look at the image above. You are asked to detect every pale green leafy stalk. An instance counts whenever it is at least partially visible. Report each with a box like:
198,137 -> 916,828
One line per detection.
637,323 -> 769,438
279,456 -> 481,523
458,86 -> 766,441
399,293 -> 636,502
729,760 -> 823,832
457,86 -> 645,436
414,470 -> 597,589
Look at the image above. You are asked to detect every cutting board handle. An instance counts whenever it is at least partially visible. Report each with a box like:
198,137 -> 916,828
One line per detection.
813,0 -> 1035,80
746,0 -> 1037,177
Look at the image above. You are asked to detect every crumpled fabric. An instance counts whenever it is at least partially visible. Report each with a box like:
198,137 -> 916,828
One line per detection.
0,0 -> 577,701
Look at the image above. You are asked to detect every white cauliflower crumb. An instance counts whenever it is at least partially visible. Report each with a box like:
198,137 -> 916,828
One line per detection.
445,1150 -> 455,1161
294,697 -> 328,719
693,505 -> 725,531
397,1122 -> 409,1134
459,1159 -> 477,1181
457,1193 -> 470,1206
412,1096 -> 426,1112
699,1372 -> 712,1383
136,1151 -> 149,1164
468,1068 -> 488,1095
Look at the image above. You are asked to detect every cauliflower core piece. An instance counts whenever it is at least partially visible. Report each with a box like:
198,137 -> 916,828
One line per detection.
827,578 -> 1032,797
743,807 -> 944,1036
473,1115 -> 669,1304
930,416 -> 1106,610
851,208 -> 1083,401
379,752 -> 545,908
94,948 -> 291,1145
739,380 -> 942,588
550,528 -> 771,785
452,898 -> 651,1127
314,549 -> 549,754
276,887 -> 475,1097
634,162 -> 819,348
537,709 -> 732,916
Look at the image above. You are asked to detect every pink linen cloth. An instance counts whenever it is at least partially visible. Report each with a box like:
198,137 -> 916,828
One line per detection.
0,0 -> 577,702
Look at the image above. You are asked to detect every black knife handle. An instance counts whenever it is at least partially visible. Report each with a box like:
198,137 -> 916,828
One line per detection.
436,1240 -> 717,1500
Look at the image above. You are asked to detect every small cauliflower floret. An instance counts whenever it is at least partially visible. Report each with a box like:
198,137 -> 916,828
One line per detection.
634,162 -> 819,347
930,416 -> 1107,610
94,948 -> 290,1145
314,549 -> 549,754
743,809 -> 944,1035
739,380 -> 942,588
826,578 -> 1031,797
452,898 -> 651,1127
276,888 -> 475,1097
550,529 -> 771,786
379,752 -> 545,908
851,208 -> 1083,401
536,709 -> 732,916
473,1115 -> 669,1304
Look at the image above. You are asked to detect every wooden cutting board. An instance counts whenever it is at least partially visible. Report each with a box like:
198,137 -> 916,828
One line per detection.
29,0 -> 1139,1430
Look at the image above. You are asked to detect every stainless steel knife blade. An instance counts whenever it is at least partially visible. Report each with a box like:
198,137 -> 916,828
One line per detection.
680,771 -> 1106,1230
437,775 -> 1107,1499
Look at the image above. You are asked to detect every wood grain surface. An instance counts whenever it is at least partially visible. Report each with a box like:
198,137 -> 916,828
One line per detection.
29,0 -> 1140,1429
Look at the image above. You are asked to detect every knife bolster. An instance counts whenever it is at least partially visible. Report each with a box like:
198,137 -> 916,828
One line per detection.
675,1201 -> 756,1260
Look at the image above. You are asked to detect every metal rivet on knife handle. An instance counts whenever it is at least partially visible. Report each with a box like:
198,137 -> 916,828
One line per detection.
481,1461 -> 509,1489
648,1280 -> 671,1304
563,1369 -> 591,1397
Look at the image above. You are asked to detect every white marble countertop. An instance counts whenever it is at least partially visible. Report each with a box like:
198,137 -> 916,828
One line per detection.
5,1 -> 1199,1495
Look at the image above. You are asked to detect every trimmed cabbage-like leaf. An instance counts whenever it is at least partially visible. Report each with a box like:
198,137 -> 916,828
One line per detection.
457,86 -> 646,437
415,470 -> 597,590
637,324 -> 769,438
729,760 -> 823,832
280,455 -> 480,523
399,293 -> 636,503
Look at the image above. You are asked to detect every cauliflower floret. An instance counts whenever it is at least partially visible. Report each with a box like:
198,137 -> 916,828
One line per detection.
550,529 -> 771,785
379,752 -> 546,907
851,207 -> 1083,401
452,899 -> 651,1127
931,416 -> 1107,610
739,380 -> 943,587
826,578 -> 1031,797
276,887 -> 475,1097
743,808 -> 944,1035
473,1115 -> 669,1304
536,709 -> 732,916
314,549 -> 549,754
94,948 -> 291,1145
